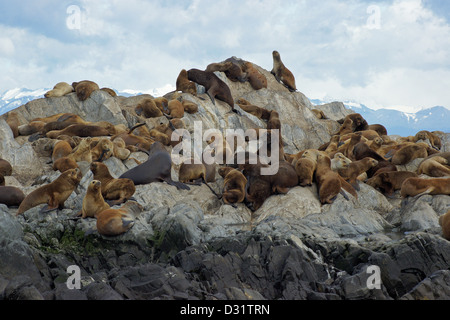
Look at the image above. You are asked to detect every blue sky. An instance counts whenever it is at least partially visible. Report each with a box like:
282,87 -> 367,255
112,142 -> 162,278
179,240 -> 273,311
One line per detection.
1,0 -> 450,113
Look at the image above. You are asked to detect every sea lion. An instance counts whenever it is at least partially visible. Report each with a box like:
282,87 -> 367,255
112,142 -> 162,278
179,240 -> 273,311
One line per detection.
72,80 -> 100,101
18,121 -> 46,136
78,180 -> 110,219
51,140 -> 73,162
0,186 -> 26,207
439,210 -> 450,241
269,160 -> 298,194
236,98 -> 271,119
52,156 -> 79,173
414,130 -> 442,150
95,201 -> 143,236
271,50 -> 296,92
119,142 -> 190,190
330,153 -> 351,171
182,100 -> 198,114
16,168 -> 82,215
324,135 -> 341,155
90,138 -> 114,162
338,132 -> 362,160
267,110 -> 281,130
366,171 -> 418,197
135,98 -> 164,118
314,153 -> 357,204
400,177 -> 450,198
90,162 -> 136,206
0,174 -> 4,186
46,124 -> 110,139
187,68 -> 237,112
44,82 -> 74,98
338,113 -> 369,132
0,158 -> 13,176
149,129 -> 171,146
311,109 -> 328,120
218,166 -> 247,206
176,69 -> 198,96
337,157 -> 379,191
391,144 -> 428,165
242,61 -> 267,90
241,163 -> 273,211
295,156 -> 317,187
178,160 -> 220,198
205,61 -> 247,83
417,156 -> 450,177
368,124 -> 388,136
67,137 -> 93,163
167,99 -> 185,119
100,87 -> 117,97
337,118 -> 354,136
5,111 -> 20,138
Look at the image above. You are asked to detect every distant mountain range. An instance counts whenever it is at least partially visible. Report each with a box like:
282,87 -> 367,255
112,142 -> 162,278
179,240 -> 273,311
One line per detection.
1,88 -> 448,137
311,99 -> 450,137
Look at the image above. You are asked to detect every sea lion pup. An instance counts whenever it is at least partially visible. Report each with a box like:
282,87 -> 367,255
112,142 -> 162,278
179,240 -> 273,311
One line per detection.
391,143 -> 429,165
90,138 -> 114,162
52,156 -> 79,173
111,124 -> 155,151
337,157 -> 379,191
414,130 -> 442,150
267,110 -> 281,130
0,158 -> 13,176
16,168 -> 82,215
176,69 -> 198,96
46,124 -> 110,139
295,155 -> 317,187
324,135 -> 341,155
95,201 -> 143,237
368,136 -> 384,152
119,141 -> 190,190
167,99 -> 185,119
366,171 -> 418,197
271,50 -> 296,92
0,186 -> 26,207
5,111 -> 20,138
78,180 -> 110,219
90,162 -> 135,205
135,98 -> 164,118
400,177 -> 450,198
311,109 -> 328,120
182,100 -> 198,114
187,68 -> 237,113
178,159 -> 221,198
439,210 -> 450,241
368,124 -> 388,136
72,80 -> 100,101
314,153 -> 357,204
111,137 -> 131,160
417,156 -> 450,177
44,82 -> 74,98
100,87 -> 117,97
242,61 -> 267,90
218,166 -> 247,206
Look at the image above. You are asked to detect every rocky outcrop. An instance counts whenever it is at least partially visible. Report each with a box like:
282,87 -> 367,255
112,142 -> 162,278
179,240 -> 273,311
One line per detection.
0,60 -> 449,300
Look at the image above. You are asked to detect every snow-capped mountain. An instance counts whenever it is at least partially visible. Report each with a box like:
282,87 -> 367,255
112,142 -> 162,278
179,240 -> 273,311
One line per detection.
311,99 -> 450,137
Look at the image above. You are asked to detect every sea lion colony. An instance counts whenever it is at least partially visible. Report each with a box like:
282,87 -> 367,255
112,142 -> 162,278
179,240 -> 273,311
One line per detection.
1,52 -> 449,240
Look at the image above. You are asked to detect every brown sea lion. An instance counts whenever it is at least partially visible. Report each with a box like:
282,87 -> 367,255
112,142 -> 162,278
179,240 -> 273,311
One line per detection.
0,158 -> 13,176
417,156 -> 450,177
167,99 -> 185,119
338,113 -> 369,132
90,138 -> 114,162
337,157 -> 379,191
271,50 -> 296,92
242,61 -> 267,90
182,100 -> 198,114
267,110 -> 281,130
100,87 -> 117,97
414,130 -> 442,150
95,201 -> 143,236
78,180 -> 110,219
72,80 -> 100,101
236,98 -> 270,119
90,162 -> 136,206
51,140 -> 73,162
178,159 -> 220,198
400,177 -> 450,198
46,124 -> 110,139
205,61 -> 247,83
52,156 -> 79,173
0,186 -> 26,207
5,111 -> 20,138
16,168 -> 82,215
218,166 -> 247,206
311,109 -> 328,120
44,82 -> 74,98
135,98 -> 164,118
176,69 -> 198,96
187,68 -> 237,113
67,137 -> 93,163
391,144 -> 428,165
119,142 -> 190,190
439,210 -> 450,241
366,171 -> 418,197
241,163 -> 273,211
368,124 -> 388,136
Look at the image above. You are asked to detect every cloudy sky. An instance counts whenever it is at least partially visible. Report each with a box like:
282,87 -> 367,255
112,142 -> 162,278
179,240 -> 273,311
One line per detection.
1,0 -> 450,113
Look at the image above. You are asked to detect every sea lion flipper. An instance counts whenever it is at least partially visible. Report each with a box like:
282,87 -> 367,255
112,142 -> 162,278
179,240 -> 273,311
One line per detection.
39,204 -> 59,214
206,91 -> 216,105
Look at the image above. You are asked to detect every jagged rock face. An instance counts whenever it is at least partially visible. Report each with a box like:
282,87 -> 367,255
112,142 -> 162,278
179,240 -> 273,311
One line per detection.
0,62 -> 449,300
